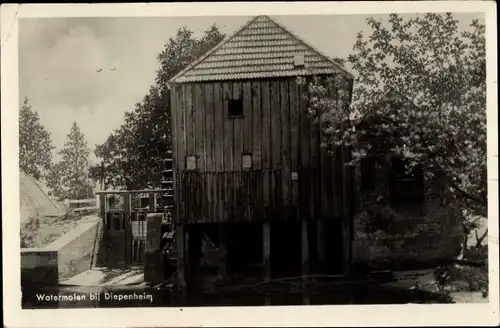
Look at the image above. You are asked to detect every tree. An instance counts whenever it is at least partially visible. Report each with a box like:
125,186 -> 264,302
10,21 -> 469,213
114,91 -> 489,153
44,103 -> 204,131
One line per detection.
90,25 -> 225,189
302,13 -> 486,217
19,97 -> 55,179
49,122 -> 93,199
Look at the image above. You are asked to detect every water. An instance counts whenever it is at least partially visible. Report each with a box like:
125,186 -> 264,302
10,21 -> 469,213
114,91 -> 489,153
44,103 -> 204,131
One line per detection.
22,283 -> 452,309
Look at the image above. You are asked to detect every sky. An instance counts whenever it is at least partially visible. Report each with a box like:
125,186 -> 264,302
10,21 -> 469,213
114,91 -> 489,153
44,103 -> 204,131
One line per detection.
18,13 -> 484,163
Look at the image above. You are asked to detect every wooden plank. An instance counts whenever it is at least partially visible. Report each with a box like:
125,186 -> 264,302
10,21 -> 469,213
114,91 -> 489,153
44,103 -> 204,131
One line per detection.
251,81 -> 262,169
194,84 -> 205,171
299,83 -> 310,169
289,80 -> 299,207
177,86 -> 186,171
233,82 -> 243,170
261,81 -> 272,169
320,148 -> 329,217
263,222 -> 271,282
280,80 -> 290,210
270,80 -> 281,169
289,79 -> 299,171
206,173 -> 212,223
218,172 -> 224,222
185,84 -> 195,156
204,84 -> 214,172
242,81 -> 252,154
170,87 -> 179,174
223,83 -> 233,171
213,83 -> 224,172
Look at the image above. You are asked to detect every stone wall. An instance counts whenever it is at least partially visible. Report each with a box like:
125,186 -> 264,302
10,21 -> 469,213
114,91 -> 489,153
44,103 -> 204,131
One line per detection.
351,157 -> 464,271
21,216 -> 104,287
48,218 -> 101,279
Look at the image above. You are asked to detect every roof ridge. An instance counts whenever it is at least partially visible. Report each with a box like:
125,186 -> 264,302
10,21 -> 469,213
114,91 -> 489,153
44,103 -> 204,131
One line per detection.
168,15 -> 262,84
264,16 -> 354,78
168,15 -> 354,83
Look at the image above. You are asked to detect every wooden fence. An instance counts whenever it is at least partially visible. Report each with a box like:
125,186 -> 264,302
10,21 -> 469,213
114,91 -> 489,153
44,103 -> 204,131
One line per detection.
64,198 -> 98,213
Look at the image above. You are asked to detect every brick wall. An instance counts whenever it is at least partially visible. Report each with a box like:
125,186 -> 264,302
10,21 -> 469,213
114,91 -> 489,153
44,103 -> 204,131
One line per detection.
351,157 -> 465,271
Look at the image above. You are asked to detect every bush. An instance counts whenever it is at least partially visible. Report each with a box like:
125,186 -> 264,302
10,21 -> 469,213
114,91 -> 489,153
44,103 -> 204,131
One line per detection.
20,214 -> 41,248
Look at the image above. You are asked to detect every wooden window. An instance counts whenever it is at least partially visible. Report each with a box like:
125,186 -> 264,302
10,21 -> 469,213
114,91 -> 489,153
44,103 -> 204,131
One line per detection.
242,153 -> 252,170
186,155 -> 197,171
389,158 -> 424,203
228,98 -> 243,117
360,156 -> 376,191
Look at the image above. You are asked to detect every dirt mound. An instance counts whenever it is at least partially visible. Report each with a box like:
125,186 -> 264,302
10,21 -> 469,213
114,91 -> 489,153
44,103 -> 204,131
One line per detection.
19,170 -> 61,223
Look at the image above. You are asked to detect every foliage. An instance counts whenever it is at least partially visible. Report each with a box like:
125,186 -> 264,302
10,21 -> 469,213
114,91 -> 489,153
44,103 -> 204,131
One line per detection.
89,25 -> 225,190
19,97 -> 55,180
47,122 -> 94,200
301,13 -> 486,217
20,213 -> 40,248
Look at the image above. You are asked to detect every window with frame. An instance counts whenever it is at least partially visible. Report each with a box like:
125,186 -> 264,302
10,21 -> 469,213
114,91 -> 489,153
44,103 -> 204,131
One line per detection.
228,98 -> 243,118
389,157 -> 424,203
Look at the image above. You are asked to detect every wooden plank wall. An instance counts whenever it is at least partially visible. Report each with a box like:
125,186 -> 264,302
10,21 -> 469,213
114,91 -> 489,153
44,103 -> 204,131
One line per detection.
171,77 -> 349,224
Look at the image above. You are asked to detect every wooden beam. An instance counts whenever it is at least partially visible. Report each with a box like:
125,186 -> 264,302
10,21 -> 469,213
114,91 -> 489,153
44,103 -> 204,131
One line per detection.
218,224 -> 228,283
176,224 -> 186,292
122,194 -> 132,264
263,222 -> 271,282
301,219 -> 309,278
99,194 -> 106,219
317,217 -> 325,272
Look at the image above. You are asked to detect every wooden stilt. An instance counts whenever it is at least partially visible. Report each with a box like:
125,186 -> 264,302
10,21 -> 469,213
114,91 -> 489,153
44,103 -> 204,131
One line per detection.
317,217 -> 325,272
218,224 -> 228,283
301,219 -> 309,282
264,294 -> 271,305
302,293 -> 310,305
263,222 -> 271,282
301,219 -> 309,275
176,224 -> 186,292
341,144 -> 352,277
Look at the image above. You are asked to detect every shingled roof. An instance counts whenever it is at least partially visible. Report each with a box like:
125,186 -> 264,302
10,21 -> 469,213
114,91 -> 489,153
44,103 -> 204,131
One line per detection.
169,15 -> 353,84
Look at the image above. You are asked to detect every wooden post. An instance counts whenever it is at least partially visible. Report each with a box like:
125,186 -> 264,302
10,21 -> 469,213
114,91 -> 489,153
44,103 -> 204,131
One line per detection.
218,224 -> 228,283
176,224 -> 186,292
263,222 -> 271,282
301,219 -> 309,279
341,144 -> 352,277
99,194 -> 106,219
317,217 -> 325,272
144,213 -> 163,283
148,193 -> 156,213
64,198 -> 70,212
122,194 -> 132,264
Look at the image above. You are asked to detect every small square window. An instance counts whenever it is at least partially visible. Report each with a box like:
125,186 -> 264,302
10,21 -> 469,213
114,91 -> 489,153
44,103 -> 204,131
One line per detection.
186,156 -> 197,170
291,172 -> 299,181
242,153 -> 252,170
228,98 -> 243,117
294,55 -> 305,67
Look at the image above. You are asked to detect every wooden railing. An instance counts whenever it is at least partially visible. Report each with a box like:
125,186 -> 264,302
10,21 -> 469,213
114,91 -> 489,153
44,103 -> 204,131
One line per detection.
64,198 -> 98,213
